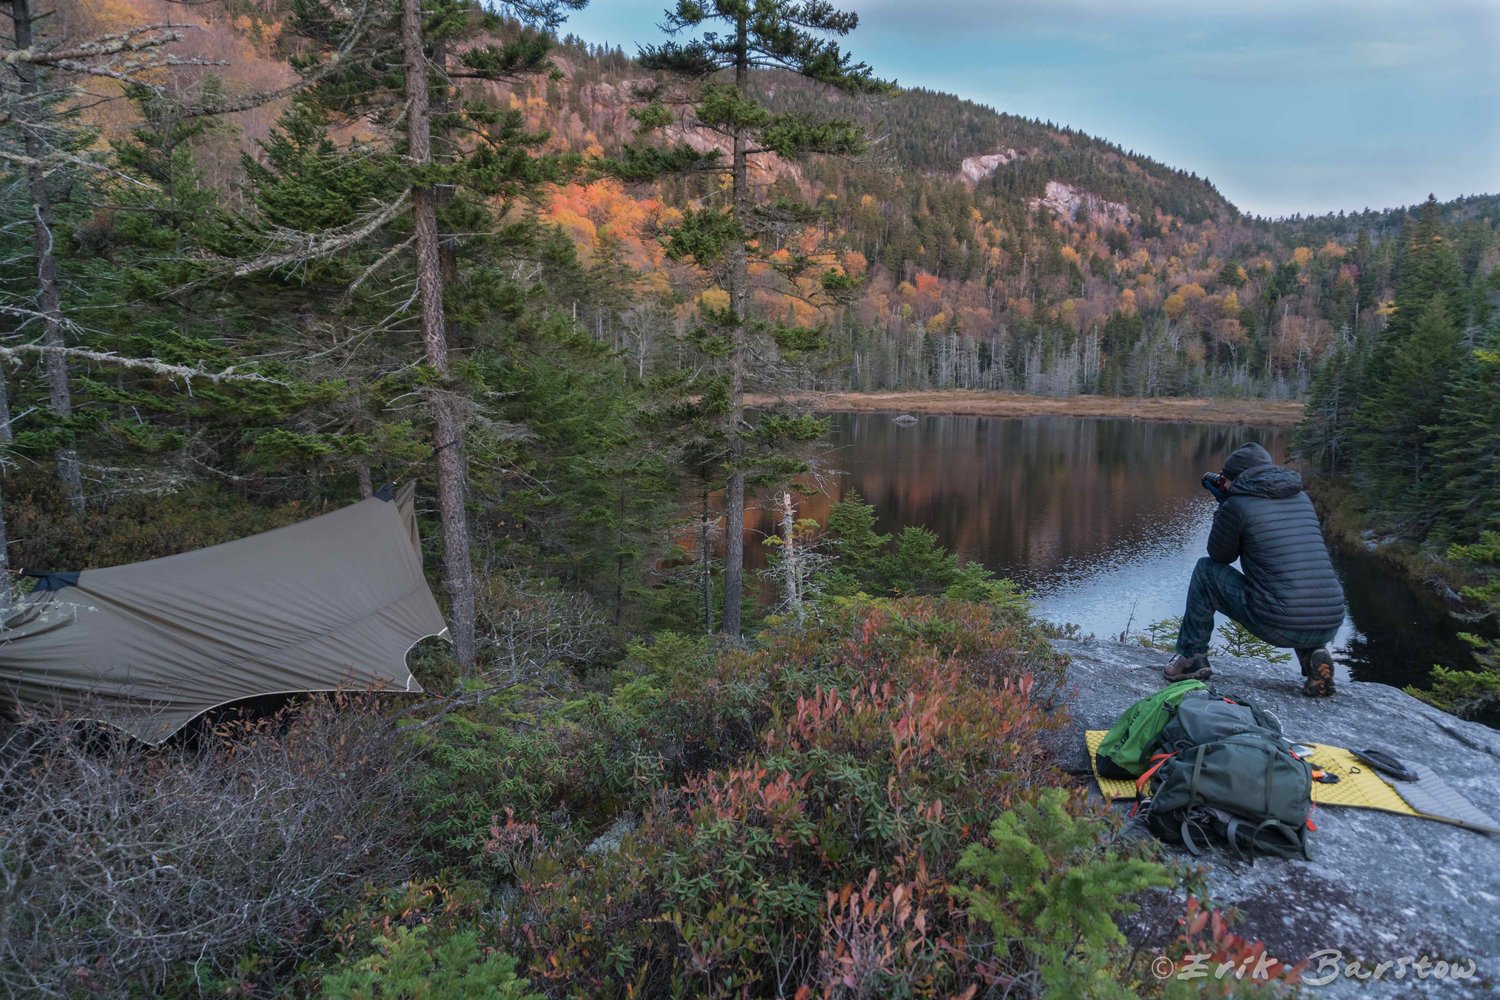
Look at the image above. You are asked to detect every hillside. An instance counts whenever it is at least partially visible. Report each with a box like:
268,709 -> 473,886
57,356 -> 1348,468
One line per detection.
522,33 -> 1498,399
58,4 -> 1499,402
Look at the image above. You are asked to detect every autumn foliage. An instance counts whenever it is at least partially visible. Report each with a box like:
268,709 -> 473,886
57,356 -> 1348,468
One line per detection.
507,596 -> 1067,995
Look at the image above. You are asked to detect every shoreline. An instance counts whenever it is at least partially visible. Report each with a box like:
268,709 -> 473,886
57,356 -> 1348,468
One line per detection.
753,390 -> 1305,428
1306,477 -> 1468,611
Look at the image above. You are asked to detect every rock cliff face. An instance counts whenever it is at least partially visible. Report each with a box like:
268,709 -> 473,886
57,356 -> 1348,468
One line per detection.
1030,180 -> 1132,226
957,148 -> 1026,185
1052,639 -> 1500,997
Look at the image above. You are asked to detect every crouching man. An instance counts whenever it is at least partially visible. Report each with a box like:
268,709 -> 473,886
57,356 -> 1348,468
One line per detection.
1163,442 -> 1347,697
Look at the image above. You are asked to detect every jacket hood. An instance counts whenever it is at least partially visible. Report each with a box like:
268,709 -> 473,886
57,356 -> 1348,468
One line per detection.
1229,462 -> 1304,499
1222,442 -> 1274,479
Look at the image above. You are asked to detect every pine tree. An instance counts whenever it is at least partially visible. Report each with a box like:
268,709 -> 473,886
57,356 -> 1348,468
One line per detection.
622,0 -> 888,636
1352,295 -> 1465,530
1428,346 -> 1500,542
1346,199 -> 1469,533
246,0 -> 589,671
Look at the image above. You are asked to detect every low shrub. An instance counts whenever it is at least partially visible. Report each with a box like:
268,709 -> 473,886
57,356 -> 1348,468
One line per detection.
509,595 -> 1079,996
318,925 -> 540,1000
4,471 -> 307,571
404,631 -> 739,875
0,697 -> 413,998
1159,897 -> 1306,997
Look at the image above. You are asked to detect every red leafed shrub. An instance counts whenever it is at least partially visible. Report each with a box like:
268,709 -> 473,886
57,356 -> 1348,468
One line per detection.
1160,897 -> 1306,995
510,595 -> 1080,997
808,868 -> 947,998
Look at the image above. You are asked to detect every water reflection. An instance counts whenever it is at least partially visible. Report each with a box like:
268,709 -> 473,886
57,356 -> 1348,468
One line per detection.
744,412 -> 1471,688
1331,546 -> 1482,689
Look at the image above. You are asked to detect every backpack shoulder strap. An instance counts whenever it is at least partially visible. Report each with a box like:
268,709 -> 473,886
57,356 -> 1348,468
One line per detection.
1180,809 -> 1214,857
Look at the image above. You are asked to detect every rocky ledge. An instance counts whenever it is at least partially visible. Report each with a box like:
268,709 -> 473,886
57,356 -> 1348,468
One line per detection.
1050,639 -> 1500,998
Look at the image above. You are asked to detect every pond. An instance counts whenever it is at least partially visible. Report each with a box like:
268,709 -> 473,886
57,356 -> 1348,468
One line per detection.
745,411 -> 1476,690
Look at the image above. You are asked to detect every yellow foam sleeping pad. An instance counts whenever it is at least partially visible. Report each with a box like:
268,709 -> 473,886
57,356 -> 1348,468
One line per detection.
1084,730 -> 1417,816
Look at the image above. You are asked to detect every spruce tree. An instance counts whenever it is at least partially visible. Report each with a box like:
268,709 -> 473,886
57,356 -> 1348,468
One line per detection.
1295,342 -> 1357,475
0,0 -> 158,512
250,0 -> 589,670
0,6 -> 295,520
1353,295 -> 1465,530
1353,227 -> 1379,334
1428,346 -> 1500,542
1346,198 -> 1469,533
623,0 -> 889,636
1387,196 -> 1466,340
819,490 -> 889,595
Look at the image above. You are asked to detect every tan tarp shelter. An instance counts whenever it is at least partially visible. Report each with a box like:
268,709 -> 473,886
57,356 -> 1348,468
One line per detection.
0,483 -> 445,743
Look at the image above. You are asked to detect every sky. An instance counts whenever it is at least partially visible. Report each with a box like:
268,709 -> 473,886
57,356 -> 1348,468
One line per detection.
556,0 -> 1500,219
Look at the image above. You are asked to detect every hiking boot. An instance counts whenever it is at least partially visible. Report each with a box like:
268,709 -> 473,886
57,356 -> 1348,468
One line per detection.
1163,653 -> 1212,683
1298,647 -> 1336,698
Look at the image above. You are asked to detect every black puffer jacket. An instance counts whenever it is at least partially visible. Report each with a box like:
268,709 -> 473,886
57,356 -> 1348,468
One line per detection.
1208,456 -> 1345,639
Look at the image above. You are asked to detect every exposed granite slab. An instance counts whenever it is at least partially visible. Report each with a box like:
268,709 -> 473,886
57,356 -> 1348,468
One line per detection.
1051,638 -> 1500,997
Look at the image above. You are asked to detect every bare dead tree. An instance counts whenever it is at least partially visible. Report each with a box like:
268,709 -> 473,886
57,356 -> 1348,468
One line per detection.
0,340 -> 283,382
475,574 -> 613,683
780,491 -> 800,623
1,0 -> 110,512
0,360 -> 10,609
762,491 -> 826,626
0,482 -> 10,610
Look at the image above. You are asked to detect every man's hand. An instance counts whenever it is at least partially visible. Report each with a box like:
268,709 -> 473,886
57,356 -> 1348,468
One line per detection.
1201,472 -> 1230,504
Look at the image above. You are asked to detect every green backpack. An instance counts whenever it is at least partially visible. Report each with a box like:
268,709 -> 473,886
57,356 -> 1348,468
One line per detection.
1150,690 -> 1283,757
1141,730 -> 1314,861
1095,679 -> 1208,779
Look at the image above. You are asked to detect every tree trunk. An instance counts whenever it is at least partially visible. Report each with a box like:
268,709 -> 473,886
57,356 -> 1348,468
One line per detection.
402,0 -> 476,671
0,359 -> 10,608
430,33 -> 462,350
0,360 -> 12,445
781,491 -> 802,625
0,486 -> 10,612
11,0 -> 83,514
700,487 -> 713,634
721,14 -> 751,638
613,482 -> 625,625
